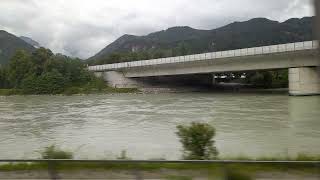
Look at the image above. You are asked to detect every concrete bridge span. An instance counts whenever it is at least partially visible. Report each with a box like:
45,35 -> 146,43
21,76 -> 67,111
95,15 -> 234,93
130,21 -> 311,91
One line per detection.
89,41 -> 320,96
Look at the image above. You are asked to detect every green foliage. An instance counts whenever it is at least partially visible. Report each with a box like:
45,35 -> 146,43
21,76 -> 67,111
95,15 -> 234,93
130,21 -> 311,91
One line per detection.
166,176 -> 192,180
63,87 -> 82,95
40,145 -> 73,159
21,71 -> 66,94
176,122 -> 218,160
8,50 -> 32,88
31,48 -> 53,75
246,71 -> 272,88
0,67 -> 10,88
225,169 -> 252,180
0,89 -> 23,96
117,150 -> 131,160
0,48 -> 106,95
245,70 -> 288,88
85,77 -> 107,91
89,17 -> 312,65
220,153 -> 320,161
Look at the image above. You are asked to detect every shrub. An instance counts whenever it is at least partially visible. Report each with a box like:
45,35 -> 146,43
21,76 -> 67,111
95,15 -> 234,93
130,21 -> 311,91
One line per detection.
166,176 -> 192,180
0,89 -> 22,96
63,87 -> 82,95
21,71 -> 66,94
117,150 -> 131,160
225,170 -> 252,180
176,122 -> 218,160
40,145 -> 73,159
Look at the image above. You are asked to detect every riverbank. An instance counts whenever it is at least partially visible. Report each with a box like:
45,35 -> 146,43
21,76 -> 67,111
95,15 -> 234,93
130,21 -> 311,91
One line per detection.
0,86 -> 288,96
0,87 -> 140,96
138,86 -> 288,95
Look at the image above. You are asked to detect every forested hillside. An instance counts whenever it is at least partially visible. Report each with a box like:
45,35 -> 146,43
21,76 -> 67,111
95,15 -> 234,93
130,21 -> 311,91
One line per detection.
0,30 -> 36,65
88,17 -> 313,65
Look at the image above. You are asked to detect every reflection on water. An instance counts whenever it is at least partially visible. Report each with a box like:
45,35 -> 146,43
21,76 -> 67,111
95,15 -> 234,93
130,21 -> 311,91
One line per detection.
0,93 -> 319,159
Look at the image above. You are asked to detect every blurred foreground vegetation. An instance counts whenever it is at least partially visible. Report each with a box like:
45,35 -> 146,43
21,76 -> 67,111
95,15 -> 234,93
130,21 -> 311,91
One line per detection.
0,157 -> 318,180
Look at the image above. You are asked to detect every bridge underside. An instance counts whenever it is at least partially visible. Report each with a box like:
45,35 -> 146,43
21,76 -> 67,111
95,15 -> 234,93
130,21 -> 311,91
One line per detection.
95,71 -> 214,88
122,50 -> 318,78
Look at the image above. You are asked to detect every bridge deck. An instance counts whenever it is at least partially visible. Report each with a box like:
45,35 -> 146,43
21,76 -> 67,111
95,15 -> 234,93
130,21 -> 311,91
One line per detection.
89,40 -> 318,72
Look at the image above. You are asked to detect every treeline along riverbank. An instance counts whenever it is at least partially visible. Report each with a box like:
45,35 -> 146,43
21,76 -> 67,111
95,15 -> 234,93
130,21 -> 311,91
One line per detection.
0,48 -> 138,95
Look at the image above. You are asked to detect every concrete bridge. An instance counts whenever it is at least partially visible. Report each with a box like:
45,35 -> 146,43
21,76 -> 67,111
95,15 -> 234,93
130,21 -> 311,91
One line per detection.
89,41 -> 320,96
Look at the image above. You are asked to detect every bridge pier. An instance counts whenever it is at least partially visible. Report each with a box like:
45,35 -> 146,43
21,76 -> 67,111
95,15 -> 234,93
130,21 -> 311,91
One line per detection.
289,67 -> 320,96
94,71 -> 140,88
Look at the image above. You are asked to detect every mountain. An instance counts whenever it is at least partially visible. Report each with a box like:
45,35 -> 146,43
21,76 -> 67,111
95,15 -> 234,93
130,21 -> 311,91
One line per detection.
0,30 -> 36,65
88,17 -> 314,64
20,36 -> 40,48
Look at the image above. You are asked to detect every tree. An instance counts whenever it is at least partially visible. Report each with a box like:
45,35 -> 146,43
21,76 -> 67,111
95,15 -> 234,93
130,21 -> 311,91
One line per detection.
31,48 -> 53,75
2,48 -> 105,94
41,145 -> 73,159
0,67 -> 10,88
246,71 -> 273,88
176,122 -> 218,160
8,50 -> 32,88
153,50 -> 165,59
177,42 -> 189,55
21,70 -> 66,94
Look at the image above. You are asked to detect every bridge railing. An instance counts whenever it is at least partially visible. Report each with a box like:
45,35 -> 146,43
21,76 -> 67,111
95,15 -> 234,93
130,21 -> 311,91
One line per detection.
88,40 -> 318,72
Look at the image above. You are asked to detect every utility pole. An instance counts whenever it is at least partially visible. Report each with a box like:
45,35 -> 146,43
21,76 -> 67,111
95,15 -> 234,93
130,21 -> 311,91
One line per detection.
315,0 -> 320,41
315,0 -> 320,78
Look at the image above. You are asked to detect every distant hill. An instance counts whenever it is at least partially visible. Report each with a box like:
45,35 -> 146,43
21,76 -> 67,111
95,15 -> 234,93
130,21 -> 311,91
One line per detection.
0,30 -> 36,65
88,17 -> 314,64
20,36 -> 40,48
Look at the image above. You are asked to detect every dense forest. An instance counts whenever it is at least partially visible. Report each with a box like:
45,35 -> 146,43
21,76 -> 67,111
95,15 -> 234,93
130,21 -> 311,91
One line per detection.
0,48 -> 108,95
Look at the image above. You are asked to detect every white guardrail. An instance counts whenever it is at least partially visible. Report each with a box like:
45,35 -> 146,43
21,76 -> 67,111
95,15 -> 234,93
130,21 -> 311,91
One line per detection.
88,40 -> 318,71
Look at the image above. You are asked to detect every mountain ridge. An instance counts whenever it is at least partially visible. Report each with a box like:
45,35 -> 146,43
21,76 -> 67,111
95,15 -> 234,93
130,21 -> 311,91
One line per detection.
20,36 -> 40,48
0,30 -> 36,65
88,16 -> 313,64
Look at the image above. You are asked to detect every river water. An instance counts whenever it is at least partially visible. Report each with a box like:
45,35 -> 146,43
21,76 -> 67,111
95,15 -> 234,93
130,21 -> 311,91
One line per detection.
0,93 -> 319,160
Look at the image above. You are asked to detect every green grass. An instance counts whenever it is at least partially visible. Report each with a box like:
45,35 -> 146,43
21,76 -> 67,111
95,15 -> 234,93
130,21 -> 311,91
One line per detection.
225,169 -> 252,180
0,160 -> 318,172
166,175 -> 193,180
220,153 -> 320,161
0,161 -> 318,180
1,153 -> 319,172
0,89 -> 23,96
0,163 -> 48,171
0,162 -> 219,172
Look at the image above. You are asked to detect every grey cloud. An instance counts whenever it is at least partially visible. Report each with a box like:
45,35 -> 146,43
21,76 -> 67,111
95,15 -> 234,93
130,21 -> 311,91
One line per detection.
0,0 -> 314,59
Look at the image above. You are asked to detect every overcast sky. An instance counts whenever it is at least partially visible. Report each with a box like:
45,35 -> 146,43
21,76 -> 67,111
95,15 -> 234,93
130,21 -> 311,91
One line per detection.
0,0 -> 314,59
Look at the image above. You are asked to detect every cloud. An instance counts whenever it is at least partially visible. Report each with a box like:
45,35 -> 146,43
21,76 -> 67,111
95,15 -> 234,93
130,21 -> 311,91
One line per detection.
0,0 -> 314,59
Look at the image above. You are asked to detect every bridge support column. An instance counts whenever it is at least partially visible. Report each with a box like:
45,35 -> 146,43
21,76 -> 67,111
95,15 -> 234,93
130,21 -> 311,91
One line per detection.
212,74 -> 217,85
289,67 -> 320,96
94,71 -> 140,88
